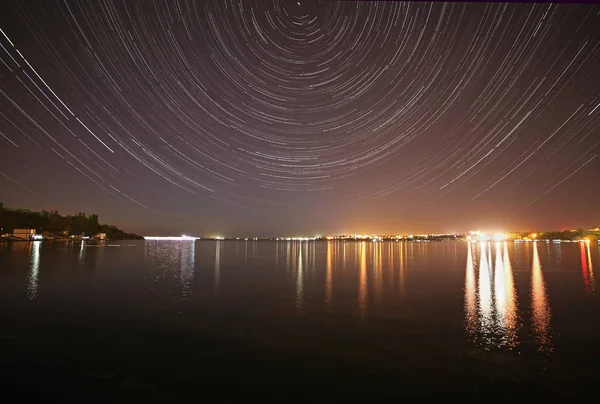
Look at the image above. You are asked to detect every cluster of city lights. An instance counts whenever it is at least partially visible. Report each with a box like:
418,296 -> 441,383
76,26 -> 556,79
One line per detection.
275,237 -> 319,241
144,235 -> 200,241
466,231 -> 509,242
327,234 -> 428,241
139,231 -> 597,244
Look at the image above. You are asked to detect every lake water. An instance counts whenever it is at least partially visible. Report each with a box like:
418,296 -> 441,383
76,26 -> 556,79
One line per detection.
0,239 -> 599,400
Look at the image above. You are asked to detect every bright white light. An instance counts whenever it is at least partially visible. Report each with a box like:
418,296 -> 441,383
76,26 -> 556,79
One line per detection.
144,236 -> 199,241
28,241 -> 41,300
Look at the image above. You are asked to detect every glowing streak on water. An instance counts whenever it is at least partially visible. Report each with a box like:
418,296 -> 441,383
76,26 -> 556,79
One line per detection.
27,241 -> 41,300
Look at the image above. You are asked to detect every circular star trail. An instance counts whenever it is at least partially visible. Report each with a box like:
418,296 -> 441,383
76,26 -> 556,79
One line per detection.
0,1 -> 599,233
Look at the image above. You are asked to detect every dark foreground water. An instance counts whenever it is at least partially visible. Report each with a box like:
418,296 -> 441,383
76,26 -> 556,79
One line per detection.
0,239 -> 599,401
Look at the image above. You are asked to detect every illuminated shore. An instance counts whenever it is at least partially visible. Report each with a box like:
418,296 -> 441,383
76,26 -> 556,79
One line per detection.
144,236 -> 200,241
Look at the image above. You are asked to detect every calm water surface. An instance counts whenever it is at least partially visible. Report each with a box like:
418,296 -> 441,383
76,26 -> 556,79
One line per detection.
1,240 -> 599,400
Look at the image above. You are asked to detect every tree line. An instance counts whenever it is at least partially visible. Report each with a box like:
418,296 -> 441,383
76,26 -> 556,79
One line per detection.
532,229 -> 600,242
0,201 -> 142,239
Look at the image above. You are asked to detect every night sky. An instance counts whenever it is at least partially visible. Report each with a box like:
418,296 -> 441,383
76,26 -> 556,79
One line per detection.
0,1 -> 599,236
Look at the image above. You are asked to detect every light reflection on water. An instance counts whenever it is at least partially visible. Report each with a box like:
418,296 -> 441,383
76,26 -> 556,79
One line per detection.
493,243 -> 506,330
214,240 -> 220,292
581,241 -> 596,294
464,242 -> 477,338
326,241 -> 333,306
5,239 -> 600,356
145,240 -> 196,296
532,242 -> 552,352
79,240 -> 85,263
587,241 -> 596,293
374,242 -> 383,305
27,241 -> 41,300
463,240 -> 561,351
358,241 -> 368,317
478,242 -> 493,341
465,241 -> 523,350
398,241 -> 406,293
502,243 -> 518,347
296,241 -> 304,309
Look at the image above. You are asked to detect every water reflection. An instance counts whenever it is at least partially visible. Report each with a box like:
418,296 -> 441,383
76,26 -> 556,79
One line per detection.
286,241 -> 291,274
296,242 -> 304,309
79,240 -> 85,263
586,241 -> 595,293
214,241 -> 221,292
502,242 -> 518,347
553,241 -> 562,264
580,241 -> 595,294
326,241 -> 333,305
27,241 -> 41,300
179,241 -> 195,296
531,242 -> 552,352
465,242 -> 519,348
494,243 -> 506,329
16,239 -> 576,356
398,241 -> 406,292
358,241 -> 367,317
310,242 -> 316,282
187,242 -> 196,287
374,242 -> 383,304
388,242 -> 394,287
464,242 -> 477,337
478,243 -> 493,340
145,240 -> 196,296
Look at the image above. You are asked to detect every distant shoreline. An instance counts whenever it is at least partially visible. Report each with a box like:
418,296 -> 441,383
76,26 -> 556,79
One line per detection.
2,238 -> 598,246
143,238 -> 598,243
3,235 -> 598,244
0,238 -> 142,243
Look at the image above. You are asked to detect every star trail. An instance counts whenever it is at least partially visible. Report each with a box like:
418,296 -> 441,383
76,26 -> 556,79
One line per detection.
0,1 -> 599,235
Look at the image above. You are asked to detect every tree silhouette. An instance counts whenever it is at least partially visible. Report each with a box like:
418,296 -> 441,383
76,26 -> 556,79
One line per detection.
0,206 -> 141,239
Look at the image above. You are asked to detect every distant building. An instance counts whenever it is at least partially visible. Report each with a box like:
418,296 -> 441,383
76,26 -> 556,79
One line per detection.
13,229 -> 36,240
